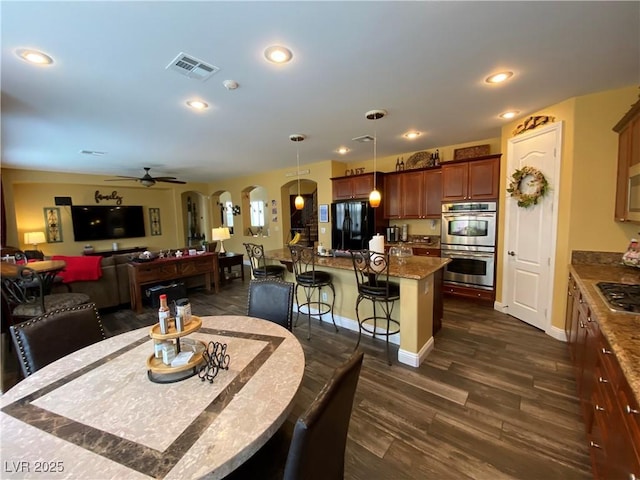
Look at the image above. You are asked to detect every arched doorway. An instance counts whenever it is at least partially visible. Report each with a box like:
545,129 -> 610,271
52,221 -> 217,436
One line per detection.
284,179 -> 317,246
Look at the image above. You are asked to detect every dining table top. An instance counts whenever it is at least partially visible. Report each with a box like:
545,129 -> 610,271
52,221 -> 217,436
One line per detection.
0,315 -> 305,479
1,259 -> 67,277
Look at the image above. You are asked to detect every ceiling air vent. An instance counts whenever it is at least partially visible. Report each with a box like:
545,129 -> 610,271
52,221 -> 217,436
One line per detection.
165,52 -> 220,81
352,135 -> 375,143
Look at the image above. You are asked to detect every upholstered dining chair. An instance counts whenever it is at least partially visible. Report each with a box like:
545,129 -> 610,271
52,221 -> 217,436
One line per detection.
247,278 -> 295,331
243,243 -> 286,280
1,265 -> 90,323
10,302 -> 106,377
225,350 -> 364,480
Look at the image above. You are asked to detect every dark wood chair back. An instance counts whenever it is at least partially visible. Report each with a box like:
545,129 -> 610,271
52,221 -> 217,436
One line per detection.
10,303 -> 106,377
283,351 -> 364,480
247,278 -> 295,331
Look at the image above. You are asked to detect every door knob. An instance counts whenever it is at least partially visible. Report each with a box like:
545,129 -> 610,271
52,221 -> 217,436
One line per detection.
508,251 -> 515,256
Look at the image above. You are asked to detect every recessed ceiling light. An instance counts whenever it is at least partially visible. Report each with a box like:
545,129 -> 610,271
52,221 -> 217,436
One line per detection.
485,71 -> 513,84
403,131 -> 421,139
16,48 -> 54,65
264,45 -> 293,64
186,100 -> 208,110
499,111 -> 519,119
337,147 -> 350,155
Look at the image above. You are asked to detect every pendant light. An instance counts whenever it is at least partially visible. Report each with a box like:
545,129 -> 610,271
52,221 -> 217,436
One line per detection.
290,134 -> 306,210
366,109 -> 386,208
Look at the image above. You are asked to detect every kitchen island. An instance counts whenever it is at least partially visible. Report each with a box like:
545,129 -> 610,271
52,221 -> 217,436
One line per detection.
264,248 -> 450,367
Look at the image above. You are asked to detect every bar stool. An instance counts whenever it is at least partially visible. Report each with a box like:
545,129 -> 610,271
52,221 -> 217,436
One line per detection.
350,249 -> 400,365
243,243 -> 286,279
289,245 -> 338,340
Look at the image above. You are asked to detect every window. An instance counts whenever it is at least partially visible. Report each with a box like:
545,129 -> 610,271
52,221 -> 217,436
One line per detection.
250,200 -> 265,227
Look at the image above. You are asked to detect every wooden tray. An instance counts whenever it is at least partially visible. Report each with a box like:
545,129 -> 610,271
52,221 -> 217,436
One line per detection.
149,315 -> 202,340
146,339 -> 207,374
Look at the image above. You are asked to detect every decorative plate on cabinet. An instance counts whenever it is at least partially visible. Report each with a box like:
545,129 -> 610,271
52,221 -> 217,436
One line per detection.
405,151 -> 433,169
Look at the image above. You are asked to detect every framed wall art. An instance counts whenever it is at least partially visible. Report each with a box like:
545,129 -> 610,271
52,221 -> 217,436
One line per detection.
43,207 -> 63,243
149,208 -> 162,236
319,204 -> 329,223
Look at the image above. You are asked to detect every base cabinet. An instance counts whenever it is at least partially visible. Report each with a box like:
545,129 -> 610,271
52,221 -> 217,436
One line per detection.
443,283 -> 494,303
565,276 -> 640,479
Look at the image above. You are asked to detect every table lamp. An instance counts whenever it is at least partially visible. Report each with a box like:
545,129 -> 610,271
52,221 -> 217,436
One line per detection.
24,231 -> 47,257
211,227 -> 231,255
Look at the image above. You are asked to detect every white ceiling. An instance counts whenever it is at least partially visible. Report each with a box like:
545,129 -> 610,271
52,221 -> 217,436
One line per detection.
1,1 -> 638,183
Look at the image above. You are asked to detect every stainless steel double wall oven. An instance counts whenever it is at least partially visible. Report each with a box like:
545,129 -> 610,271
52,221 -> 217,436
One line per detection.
441,202 -> 497,290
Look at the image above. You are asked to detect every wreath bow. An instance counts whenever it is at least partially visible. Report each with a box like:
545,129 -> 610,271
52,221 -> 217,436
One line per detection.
507,166 -> 549,208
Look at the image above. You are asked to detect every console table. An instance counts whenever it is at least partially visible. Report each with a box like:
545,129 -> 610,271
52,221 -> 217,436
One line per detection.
127,253 -> 219,313
218,252 -> 244,282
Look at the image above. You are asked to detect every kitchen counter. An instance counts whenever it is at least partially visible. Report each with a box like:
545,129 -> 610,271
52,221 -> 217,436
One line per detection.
264,248 -> 450,367
569,263 -> 640,404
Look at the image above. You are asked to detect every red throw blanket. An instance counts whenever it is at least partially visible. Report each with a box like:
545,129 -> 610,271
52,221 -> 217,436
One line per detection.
52,255 -> 103,283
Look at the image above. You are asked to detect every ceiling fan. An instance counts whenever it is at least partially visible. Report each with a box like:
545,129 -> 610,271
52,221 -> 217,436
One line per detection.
105,167 -> 186,187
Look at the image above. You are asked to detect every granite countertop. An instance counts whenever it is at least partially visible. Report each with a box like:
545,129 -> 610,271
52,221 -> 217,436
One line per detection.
266,247 -> 450,281
569,263 -> 640,404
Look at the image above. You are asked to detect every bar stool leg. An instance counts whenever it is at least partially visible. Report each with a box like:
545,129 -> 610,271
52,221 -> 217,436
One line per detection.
327,283 -> 338,332
354,296 -> 364,350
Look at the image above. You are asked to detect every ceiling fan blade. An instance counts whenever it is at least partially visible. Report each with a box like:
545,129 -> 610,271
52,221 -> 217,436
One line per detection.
152,176 -> 179,181
156,179 -> 187,184
104,176 -> 139,181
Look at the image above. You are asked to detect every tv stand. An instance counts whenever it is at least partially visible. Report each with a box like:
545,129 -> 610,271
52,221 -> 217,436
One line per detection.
83,247 -> 147,257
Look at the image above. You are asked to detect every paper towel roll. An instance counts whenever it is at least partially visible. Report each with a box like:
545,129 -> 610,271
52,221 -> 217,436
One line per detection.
369,234 -> 385,273
369,234 -> 384,254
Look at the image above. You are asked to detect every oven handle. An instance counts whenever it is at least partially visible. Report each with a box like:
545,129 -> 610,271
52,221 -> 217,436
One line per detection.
443,251 -> 495,259
443,213 -> 496,219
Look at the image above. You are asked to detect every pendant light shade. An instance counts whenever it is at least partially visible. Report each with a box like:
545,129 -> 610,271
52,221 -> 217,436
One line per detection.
290,134 -> 306,210
366,109 -> 386,208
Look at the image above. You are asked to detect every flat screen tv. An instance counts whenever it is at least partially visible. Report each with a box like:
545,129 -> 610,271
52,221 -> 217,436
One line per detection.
71,205 -> 146,242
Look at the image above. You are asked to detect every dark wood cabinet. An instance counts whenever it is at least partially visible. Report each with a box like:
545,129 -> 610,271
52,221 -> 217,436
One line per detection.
442,283 -> 494,303
565,277 -> 640,479
412,247 -> 440,257
613,98 -> 640,223
383,168 -> 442,219
331,173 -> 376,201
383,173 -> 402,219
441,154 -> 501,202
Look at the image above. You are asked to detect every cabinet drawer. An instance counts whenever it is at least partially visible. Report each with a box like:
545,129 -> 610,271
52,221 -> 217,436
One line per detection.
412,247 -> 440,257
134,263 -> 179,282
179,259 -> 210,275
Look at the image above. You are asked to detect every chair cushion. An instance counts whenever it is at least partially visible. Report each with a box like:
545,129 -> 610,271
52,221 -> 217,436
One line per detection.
255,265 -> 286,278
359,281 -> 400,300
296,271 -> 332,287
13,293 -> 90,317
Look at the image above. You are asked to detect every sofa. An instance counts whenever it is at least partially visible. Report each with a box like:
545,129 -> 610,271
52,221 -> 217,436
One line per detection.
52,254 -> 132,310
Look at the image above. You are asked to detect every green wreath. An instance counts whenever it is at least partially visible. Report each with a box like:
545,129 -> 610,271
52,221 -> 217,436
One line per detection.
507,166 -> 549,208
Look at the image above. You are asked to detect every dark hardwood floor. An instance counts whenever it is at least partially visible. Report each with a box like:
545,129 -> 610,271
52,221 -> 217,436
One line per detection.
1,268 -> 592,479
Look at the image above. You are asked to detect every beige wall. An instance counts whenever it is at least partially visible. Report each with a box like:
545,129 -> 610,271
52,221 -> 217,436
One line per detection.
497,84 -> 639,329
1,169 -> 209,255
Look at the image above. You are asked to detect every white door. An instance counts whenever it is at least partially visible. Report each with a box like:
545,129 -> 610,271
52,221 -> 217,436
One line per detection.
504,122 -> 562,332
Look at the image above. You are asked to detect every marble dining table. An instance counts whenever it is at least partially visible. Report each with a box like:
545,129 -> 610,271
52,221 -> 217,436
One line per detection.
0,315 -> 305,479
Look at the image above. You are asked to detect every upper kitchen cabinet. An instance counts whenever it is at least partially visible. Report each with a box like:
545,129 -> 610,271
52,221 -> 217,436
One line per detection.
331,173 -> 377,201
613,98 -> 640,223
383,168 -> 442,219
441,154 -> 501,202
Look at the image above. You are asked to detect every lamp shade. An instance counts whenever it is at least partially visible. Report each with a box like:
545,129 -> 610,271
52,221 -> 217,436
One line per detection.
24,231 -> 46,246
369,189 -> 381,208
294,195 -> 305,210
211,227 -> 231,241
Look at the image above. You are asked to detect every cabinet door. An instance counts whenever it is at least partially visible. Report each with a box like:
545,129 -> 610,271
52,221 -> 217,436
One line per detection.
383,174 -> 401,219
424,170 -> 442,217
401,171 -> 424,218
468,157 -> 500,200
441,163 -> 468,201
352,175 -> 374,199
565,275 -> 578,358
332,177 -> 355,200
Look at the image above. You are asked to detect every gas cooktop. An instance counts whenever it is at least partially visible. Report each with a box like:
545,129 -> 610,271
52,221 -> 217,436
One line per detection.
596,282 -> 640,314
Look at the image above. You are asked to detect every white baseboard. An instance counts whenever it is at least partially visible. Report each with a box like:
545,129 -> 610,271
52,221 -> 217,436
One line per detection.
546,324 -> 567,342
398,337 -> 434,367
494,300 -> 508,313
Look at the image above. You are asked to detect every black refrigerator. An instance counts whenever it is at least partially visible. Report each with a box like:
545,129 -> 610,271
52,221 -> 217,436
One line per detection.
331,201 -> 377,251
